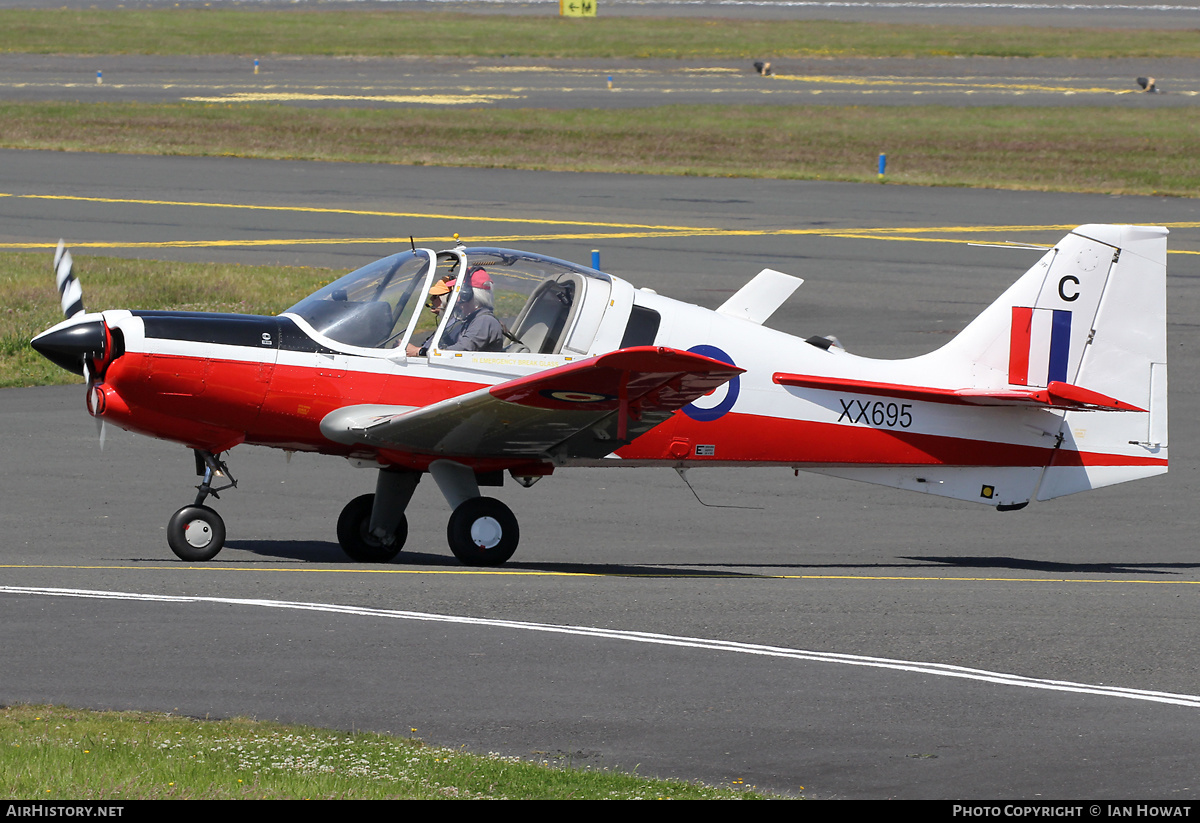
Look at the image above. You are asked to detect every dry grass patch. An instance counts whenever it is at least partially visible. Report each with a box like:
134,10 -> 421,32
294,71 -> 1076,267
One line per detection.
3,102 -> 1199,195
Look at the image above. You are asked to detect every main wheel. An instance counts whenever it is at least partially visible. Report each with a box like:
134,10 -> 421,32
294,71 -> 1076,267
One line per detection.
337,493 -> 405,563
167,505 -> 226,562
446,497 -> 519,567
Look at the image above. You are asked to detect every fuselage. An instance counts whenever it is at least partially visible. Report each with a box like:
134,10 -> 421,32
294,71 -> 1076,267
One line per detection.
37,238 -> 1167,510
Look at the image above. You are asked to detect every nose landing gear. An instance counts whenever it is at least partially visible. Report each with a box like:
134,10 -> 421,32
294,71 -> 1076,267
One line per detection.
166,450 -> 236,562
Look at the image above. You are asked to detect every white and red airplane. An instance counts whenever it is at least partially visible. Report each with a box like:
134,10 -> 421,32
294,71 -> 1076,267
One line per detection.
32,225 -> 1168,566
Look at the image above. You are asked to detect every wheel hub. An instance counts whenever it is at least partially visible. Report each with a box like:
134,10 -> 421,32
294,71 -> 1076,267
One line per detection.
470,516 -> 503,549
184,519 -> 213,548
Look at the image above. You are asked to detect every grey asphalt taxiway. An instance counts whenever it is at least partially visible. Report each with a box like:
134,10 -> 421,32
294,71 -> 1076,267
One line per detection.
3,150 -> 1200,798
4,52 -> 1197,108
4,0 -> 1199,109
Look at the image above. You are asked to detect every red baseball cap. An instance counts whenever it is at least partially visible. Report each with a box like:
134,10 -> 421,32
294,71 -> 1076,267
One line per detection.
468,267 -> 492,290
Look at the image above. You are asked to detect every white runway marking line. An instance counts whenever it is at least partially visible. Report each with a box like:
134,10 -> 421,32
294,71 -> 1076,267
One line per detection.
5,585 -> 1200,710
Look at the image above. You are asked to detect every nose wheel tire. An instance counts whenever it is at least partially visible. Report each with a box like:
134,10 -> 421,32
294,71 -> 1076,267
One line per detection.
447,497 -> 519,566
337,493 -> 405,563
167,505 -> 226,562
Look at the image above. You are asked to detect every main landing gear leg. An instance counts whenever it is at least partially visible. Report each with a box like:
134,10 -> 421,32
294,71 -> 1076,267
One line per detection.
336,469 -> 419,563
166,450 -> 237,562
430,459 -> 519,567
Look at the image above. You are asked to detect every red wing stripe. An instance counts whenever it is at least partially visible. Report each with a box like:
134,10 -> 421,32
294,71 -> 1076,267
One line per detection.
773,373 -> 1144,412
774,373 -> 964,404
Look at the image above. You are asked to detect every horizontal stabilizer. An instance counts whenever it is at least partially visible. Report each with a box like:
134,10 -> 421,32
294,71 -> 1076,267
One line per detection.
773,373 -> 1145,412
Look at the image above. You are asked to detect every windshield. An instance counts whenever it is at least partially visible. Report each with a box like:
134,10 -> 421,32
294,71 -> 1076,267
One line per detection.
286,250 -> 434,349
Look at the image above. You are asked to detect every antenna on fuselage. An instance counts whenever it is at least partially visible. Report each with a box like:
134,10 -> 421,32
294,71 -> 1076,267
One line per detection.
674,467 -> 763,510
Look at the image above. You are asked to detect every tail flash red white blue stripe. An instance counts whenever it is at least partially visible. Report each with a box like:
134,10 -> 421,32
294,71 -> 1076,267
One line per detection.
1009,307 -> 1072,387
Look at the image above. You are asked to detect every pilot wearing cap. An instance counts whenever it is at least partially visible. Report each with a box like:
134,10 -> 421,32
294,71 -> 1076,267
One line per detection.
406,267 -> 504,356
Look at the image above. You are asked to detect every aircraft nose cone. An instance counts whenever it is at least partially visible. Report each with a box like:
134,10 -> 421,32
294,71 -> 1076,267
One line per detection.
31,316 -> 105,376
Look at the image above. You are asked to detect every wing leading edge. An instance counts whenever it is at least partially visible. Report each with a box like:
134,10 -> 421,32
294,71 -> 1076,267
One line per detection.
321,346 -> 744,461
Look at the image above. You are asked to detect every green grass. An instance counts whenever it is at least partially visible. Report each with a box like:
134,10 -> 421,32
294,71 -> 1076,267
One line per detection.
3,252 -> 337,388
0,704 -> 772,799
3,101 -> 1199,197
1,8 -> 1198,59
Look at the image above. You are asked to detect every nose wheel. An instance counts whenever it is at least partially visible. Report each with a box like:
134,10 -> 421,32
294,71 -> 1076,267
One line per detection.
447,497 -> 519,566
166,449 -> 236,562
167,505 -> 226,562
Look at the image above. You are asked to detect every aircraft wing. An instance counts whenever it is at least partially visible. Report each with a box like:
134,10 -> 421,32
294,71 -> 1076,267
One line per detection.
322,346 -> 744,460
773,373 -> 1146,412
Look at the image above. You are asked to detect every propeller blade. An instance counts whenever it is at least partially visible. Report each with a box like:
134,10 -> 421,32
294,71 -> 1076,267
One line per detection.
54,239 -> 84,319
82,360 -> 107,450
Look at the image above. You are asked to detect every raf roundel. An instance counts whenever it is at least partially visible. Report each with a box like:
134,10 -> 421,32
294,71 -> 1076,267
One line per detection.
681,345 -> 740,422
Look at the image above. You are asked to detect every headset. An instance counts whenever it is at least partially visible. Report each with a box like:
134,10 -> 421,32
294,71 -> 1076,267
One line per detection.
460,265 -> 489,303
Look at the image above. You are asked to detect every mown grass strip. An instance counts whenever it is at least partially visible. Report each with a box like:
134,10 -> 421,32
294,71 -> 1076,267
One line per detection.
0,704 -> 772,799
1,9 -> 1199,59
2,252 -> 336,388
3,101 -> 1199,197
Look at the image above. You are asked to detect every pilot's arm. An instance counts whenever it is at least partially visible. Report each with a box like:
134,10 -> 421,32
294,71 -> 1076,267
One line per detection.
405,328 -> 436,357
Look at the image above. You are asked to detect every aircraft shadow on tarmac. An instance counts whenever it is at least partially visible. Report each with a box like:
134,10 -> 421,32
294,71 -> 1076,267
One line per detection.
121,541 -> 1200,577
219,540 -> 773,577
906,555 -> 1200,575
619,557 -> 1200,576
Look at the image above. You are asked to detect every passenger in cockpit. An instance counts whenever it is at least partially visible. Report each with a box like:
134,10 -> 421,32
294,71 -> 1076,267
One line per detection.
407,268 -> 504,356
406,276 -> 452,356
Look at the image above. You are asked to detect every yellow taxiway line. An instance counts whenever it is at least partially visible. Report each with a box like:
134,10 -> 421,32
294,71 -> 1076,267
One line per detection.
3,191 -> 1198,253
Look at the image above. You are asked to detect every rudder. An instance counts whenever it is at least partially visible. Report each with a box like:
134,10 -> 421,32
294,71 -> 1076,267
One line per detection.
1035,225 -> 1168,499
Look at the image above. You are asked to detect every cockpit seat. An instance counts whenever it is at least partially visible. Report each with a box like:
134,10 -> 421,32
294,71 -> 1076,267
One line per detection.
507,276 -> 578,355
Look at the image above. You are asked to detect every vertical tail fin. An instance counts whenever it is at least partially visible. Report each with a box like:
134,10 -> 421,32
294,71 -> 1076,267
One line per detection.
936,224 -> 1168,498
1034,225 -> 1168,498
789,225 -> 1166,508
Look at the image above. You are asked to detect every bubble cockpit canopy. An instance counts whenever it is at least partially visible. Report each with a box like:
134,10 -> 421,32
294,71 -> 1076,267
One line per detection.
285,247 -> 613,356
